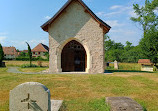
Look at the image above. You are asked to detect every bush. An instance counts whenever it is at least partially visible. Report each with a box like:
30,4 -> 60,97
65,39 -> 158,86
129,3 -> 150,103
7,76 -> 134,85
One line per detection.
16,56 -> 49,61
37,61 -> 42,67
153,65 -> 157,71
21,64 -> 39,68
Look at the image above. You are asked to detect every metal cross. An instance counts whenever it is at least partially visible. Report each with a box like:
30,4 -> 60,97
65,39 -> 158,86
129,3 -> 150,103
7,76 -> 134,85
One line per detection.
21,93 -> 37,109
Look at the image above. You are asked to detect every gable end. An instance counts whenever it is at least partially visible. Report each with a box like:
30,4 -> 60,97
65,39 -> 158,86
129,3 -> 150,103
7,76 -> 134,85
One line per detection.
41,0 -> 111,33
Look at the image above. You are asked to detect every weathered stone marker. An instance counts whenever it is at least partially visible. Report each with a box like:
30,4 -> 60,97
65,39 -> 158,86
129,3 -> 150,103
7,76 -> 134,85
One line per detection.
106,97 -> 143,111
114,60 -> 119,70
10,82 -> 51,111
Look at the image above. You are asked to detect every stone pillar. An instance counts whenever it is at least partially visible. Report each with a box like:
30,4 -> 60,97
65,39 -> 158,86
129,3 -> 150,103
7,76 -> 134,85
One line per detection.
114,60 -> 118,70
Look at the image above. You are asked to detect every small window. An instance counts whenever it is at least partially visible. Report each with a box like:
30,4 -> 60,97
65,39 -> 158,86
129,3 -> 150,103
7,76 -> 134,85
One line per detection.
38,52 -> 40,54
33,52 -> 35,54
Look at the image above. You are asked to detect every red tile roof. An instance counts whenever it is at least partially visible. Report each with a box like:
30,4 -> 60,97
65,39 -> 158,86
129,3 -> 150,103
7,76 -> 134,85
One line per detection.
138,59 -> 153,65
32,43 -> 49,52
23,50 -> 28,53
3,47 -> 17,55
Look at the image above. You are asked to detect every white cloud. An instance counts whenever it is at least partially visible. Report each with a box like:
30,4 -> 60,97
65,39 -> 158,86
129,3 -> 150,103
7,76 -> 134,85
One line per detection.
0,36 -> 6,43
44,16 -> 51,20
0,32 -> 8,35
0,32 -> 7,44
104,20 -> 125,27
110,5 -> 123,10
96,5 -> 133,18
96,11 -> 121,17
128,10 -> 138,17
108,28 -> 141,46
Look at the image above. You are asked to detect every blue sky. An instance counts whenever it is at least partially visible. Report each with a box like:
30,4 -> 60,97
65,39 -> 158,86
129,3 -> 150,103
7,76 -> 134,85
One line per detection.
0,0 -> 151,50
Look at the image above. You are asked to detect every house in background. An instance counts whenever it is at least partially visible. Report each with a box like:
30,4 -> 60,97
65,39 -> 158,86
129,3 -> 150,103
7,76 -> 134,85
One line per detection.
3,47 -> 18,59
138,59 -> 153,72
22,50 -> 28,53
32,43 -> 49,58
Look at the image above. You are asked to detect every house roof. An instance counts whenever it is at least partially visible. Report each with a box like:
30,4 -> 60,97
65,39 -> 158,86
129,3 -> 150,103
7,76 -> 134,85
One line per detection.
3,47 -> 17,55
41,0 -> 111,32
23,50 -> 28,53
32,43 -> 49,52
138,59 -> 153,65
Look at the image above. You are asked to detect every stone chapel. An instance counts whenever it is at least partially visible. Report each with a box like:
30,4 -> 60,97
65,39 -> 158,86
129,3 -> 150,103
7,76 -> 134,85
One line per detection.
41,0 -> 111,73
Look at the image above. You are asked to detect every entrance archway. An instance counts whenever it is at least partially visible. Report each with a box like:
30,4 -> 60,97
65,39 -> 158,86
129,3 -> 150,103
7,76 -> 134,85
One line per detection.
61,40 -> 87,72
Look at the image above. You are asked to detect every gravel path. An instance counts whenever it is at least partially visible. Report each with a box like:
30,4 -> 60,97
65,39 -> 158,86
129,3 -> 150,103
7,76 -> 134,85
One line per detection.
7,67 -> 46,74
7,67 -> 113,75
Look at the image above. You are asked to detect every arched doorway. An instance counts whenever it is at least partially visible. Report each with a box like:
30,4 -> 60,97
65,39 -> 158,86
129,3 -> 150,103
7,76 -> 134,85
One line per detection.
61,40 -> 87,72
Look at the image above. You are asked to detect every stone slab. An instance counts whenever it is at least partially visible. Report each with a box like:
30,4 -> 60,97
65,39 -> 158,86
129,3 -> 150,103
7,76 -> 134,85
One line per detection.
106,97 -> 143,111
51,100 -> 63,111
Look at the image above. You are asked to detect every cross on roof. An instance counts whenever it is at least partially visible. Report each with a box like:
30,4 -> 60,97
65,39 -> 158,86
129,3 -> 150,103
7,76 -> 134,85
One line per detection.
21,93 -> 37,109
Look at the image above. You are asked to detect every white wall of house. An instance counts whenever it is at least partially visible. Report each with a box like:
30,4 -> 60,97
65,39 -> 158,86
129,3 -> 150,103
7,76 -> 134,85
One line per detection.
4,54 -> 16,59
32,52 -> 46,58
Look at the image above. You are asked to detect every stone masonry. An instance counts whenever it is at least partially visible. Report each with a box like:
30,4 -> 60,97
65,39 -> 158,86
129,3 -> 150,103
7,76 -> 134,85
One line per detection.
41,0 -> 111,74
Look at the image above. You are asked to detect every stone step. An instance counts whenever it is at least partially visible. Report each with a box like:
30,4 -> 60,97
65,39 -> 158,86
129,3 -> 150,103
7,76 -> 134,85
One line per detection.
51,100 -> 63,111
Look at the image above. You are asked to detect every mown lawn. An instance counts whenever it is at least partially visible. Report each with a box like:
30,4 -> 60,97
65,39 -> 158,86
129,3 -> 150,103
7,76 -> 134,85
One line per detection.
0,67 -> 158,111
107,63 -> 141,71
4,60 -> 49,67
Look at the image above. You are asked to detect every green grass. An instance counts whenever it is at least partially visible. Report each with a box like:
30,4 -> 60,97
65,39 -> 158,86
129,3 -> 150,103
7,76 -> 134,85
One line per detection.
1,67 -> 158,110
4,60 -> 49,67
107,63 -> 141,71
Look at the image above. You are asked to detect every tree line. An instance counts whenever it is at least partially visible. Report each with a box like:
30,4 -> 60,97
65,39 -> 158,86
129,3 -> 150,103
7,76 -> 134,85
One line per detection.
105,0 -> 158,64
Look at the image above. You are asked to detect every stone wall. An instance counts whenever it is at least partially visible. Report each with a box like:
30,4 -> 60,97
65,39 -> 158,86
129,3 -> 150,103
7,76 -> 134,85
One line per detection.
48,1 -> 105,73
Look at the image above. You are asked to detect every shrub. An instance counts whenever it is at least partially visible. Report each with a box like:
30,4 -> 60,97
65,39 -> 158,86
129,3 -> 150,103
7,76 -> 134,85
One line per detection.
37,61 -> 42,67
16,56 -> 49,61
153,65 -> 157,71
21,64 -> 39,68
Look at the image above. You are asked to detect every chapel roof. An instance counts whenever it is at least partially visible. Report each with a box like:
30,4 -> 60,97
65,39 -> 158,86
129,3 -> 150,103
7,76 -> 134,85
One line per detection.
41,0 -> 111,32
32,43 -> 49,52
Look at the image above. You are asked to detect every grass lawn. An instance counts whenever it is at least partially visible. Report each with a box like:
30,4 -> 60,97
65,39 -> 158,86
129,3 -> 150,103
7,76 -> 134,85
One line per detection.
4,60 -> 49,67
107,63 -> 141,71
0,66 -> 158,110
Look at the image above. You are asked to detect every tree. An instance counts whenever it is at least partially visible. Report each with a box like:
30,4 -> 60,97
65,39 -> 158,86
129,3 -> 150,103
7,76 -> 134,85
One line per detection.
130,0 -> 158,34
124,41 -> 134,51
0,43 -> 4,66
139,28 -> 158,65
44,52 -> 49,60
19,52 -> 27,57
105,35 -> 124,62
26,42 -> 32,66
16,49 -> 20,52
151,0 -> 158,10
121,46 -> 142,63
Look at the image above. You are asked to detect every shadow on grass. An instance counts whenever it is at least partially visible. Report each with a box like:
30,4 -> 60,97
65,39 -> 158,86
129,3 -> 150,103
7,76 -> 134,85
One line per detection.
105,70 -> 154,73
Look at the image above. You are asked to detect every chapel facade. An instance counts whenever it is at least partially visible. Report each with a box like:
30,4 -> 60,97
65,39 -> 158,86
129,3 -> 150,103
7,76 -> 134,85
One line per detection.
41,0 -> 111,73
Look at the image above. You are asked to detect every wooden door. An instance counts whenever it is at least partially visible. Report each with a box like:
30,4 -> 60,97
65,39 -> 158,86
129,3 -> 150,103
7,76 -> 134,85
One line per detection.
61,40 -> 87,72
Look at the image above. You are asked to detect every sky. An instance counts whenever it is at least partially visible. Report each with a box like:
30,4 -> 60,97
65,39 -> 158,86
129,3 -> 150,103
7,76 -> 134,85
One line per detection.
0,0 -> 152,50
